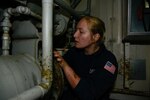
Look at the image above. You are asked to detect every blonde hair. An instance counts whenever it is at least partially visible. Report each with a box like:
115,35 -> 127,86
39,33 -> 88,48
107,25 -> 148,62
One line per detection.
80,16 -> 106,37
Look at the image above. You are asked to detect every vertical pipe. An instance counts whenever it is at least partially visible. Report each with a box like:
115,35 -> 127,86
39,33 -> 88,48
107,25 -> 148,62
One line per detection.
116,0 -> 123,44
123,43 -> 126,89
1,11 -> 11,55
42,0 -> 53,86
2,33 -> 10,55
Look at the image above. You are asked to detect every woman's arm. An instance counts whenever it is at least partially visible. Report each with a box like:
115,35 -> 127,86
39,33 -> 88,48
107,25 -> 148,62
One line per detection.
54,51 -> 80,88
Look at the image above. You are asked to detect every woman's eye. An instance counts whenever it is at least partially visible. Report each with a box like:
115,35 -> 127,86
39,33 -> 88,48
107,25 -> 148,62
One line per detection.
80,31 -> 84,34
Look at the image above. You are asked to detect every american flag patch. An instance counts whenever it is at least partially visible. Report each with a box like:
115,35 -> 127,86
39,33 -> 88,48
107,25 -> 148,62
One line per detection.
104,61 -> 116,74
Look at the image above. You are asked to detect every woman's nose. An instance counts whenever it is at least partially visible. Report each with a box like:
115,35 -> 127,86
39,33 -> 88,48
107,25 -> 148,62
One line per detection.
73,30 -> 78,38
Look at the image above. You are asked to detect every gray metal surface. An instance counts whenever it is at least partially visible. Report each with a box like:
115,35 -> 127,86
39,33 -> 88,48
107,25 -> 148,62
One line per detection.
0,54 -> 41,100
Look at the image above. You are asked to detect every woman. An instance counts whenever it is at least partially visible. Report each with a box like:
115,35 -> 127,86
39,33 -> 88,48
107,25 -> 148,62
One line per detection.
54,16 -> 118,100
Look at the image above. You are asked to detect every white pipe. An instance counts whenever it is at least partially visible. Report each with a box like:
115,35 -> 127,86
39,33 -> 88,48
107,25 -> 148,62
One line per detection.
9,86 -> 47,100
41,0 -> 53,91
42,0 -> 53,71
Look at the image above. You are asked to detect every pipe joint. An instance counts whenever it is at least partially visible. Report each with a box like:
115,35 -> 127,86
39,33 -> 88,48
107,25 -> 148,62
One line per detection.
2,26 -> 11,33
1,10 -> 11,31
3,10 -> 11,17
1,19 -> 11,33
7,8 -> 15,15
2,33 -> 10,55
39,82 -> 50,90
40,67 -> 53,89
16,6 -> 31,15
2,33 -> 10,39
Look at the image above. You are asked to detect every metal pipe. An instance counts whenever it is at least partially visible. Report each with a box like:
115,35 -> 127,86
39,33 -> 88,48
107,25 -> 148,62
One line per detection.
2,32 -> 10,55
42,0 -> 53,70
9,86 -> 47,100
0,10 -> 11,55
41,0 -> 53,90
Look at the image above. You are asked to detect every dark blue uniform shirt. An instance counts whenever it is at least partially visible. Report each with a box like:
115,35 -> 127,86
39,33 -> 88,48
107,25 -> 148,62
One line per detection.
60,44 -> 118,100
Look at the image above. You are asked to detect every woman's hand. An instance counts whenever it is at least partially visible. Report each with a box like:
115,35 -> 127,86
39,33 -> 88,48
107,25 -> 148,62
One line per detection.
54,51 -> 68,68
54,51 -> 80,88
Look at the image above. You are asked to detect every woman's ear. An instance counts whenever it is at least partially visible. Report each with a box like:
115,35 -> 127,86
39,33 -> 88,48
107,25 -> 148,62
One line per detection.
93,33 -> 100,42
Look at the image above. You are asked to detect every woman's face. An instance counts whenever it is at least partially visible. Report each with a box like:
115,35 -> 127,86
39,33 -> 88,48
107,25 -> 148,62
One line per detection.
73,19 -> 97,49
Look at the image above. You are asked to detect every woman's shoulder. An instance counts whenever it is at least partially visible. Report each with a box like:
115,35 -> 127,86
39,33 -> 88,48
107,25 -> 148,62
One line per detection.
100,45 -> 117,63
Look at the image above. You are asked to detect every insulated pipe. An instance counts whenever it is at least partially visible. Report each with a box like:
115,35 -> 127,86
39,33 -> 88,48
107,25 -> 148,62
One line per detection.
41,0 -> 53,90
42,0 -> 53,69
9,86 -> 47,100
